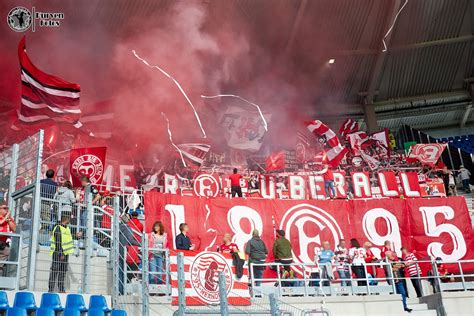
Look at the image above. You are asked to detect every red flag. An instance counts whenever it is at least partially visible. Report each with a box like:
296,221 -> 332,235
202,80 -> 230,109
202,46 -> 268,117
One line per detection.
176,143 -> 211,166
408,144 -> 447,166
18,36 -> 81,125
339,118 -> 359,137
305,120 -> 348,167
69,147 -> 107,187
266,151 -> 286,172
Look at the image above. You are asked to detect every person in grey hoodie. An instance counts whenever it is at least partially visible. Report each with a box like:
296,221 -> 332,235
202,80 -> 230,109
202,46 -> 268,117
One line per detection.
53,180 -> 76,221
245,229 -> 268,286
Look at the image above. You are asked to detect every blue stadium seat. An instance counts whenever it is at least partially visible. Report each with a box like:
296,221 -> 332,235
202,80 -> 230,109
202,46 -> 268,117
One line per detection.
6,307 -> 27,316
40,293 -> 63,312
88,295 -> 111,313
0,291 -> 9,312
65,294 -> 87,313
111,310 -> 127,316
35,308 -> 56,316
13,292 -> 37,311
63,308 -> 81,316
88,309 -> 105,316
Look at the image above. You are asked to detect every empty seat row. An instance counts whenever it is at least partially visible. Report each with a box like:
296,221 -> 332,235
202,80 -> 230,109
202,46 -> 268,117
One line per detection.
5,308 -> 126,316
0,291 -> 126,316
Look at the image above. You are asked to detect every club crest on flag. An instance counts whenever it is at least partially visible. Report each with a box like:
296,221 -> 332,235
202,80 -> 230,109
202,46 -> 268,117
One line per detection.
69,147 -> 107,187
71,154 -> 104,184
190,252 -> 233,305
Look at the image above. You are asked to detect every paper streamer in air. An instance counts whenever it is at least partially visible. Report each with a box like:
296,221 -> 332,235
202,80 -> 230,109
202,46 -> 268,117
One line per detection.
203,204 -> 218,251
160,112 -> 187,168
382,0 -> 409,52
132,50 -> 207,138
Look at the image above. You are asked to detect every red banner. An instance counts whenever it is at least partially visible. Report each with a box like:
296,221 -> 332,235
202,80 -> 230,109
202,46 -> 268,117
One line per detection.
69,147 -> 107,187
145,194 -> 474,269
170,250 -> 250,306
408,143 -> 447,166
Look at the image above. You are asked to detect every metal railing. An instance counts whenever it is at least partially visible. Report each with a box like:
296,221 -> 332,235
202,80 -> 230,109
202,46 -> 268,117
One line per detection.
0,232 -> 22,291
249,258 -> 474,297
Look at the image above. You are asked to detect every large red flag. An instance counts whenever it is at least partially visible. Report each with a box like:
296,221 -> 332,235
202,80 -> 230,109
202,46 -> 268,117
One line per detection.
408,144 -> 447,166
69,147 -> 107,187
266,151 -> 286,172
18,36 -> 81,125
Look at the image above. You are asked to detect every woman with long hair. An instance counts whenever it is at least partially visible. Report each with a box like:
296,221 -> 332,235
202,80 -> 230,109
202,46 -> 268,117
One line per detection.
349,238 -> 367,286
148,221 -> 168,284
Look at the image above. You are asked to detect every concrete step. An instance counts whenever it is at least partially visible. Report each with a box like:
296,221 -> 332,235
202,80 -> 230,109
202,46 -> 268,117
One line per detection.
409,310 -> 437,316
408,304 -> 428,311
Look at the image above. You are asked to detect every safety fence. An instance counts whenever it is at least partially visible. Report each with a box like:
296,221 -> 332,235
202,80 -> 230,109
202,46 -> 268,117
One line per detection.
250,259 -> 474,297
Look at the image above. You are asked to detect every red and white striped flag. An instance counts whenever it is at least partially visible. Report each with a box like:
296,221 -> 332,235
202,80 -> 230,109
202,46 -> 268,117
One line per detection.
176,143 -> 211,166
17,36 -> 81,125
339,118 -> 359,137
305,120 -> 348,167
170,250 -> 250,306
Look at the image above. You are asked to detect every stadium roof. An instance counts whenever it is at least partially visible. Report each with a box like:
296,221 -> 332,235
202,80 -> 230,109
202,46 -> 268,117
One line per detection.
1,0 -> 473,133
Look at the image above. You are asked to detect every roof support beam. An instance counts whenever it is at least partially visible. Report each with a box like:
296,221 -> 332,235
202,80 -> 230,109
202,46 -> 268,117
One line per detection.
363,0 -> 403,132
462,83 -> 474,127
284,0 -> 308,57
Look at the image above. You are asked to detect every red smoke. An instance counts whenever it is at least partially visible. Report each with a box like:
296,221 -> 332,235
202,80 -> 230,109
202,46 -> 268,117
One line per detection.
0,0 -> 369,163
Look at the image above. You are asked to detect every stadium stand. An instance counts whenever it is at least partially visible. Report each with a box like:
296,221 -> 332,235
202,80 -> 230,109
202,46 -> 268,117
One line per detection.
0,291 -> 125,316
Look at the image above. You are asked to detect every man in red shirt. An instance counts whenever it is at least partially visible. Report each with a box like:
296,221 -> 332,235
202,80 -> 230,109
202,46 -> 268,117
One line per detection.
229,168 -> 243,197
323,166 -> 336,199
0,204 -> 17,276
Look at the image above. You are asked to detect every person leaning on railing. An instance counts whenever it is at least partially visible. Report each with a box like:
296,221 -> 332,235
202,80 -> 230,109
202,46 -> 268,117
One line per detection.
40,169 -> 58,231
348,238 -> 367,286
53,180 -> 76,219
272,229 -> 293,273
400,247 -> 422,298
317,241 -> 335,286
148,221 -> 168,285
0,204 -> 16,276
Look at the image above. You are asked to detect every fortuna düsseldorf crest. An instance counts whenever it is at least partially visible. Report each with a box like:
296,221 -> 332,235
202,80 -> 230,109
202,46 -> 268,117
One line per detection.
69,147 -> 107,187
71,154 -> 104,183
190,252 -> 233,304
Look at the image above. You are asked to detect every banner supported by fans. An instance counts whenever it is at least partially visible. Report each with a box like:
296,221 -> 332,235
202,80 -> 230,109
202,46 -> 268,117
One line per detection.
69,147 -> 107,187
145,194 -> 474,284
169,250 -> 250,306
164,171 -> 446,199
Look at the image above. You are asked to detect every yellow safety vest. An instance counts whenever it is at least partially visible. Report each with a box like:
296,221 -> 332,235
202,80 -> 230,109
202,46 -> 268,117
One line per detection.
50,225 -> 74,256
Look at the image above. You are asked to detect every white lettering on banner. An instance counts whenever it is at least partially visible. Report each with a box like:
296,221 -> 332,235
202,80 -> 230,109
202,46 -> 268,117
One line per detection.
227,206 -> 263,252
419,206 -> 467,261
119,165 -> 134,190
378,172 -> 399,197
193,174 -> 219,197
164,174 -> 179,194
289,176 -> 306,200
308,175 -> 325,200
333,172 -> 346,197
352,173 -> 371,198
400,173 -> 421,197
259,175 -> 276,199
281,204 -> 343,274
165,204 -> 186,249
102,165 -> 113,191
362,208 -> 402,257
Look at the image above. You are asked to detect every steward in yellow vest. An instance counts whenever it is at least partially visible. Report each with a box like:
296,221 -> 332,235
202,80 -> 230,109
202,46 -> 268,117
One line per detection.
48,215 -> 74,293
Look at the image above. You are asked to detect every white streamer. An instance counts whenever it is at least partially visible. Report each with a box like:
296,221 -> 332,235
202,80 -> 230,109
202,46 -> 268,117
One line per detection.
204,204 -> 218,251
382,0 -> 409,52
132,50 -> 207,138
160,112 -> 187,168
201,94 -> 268,131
